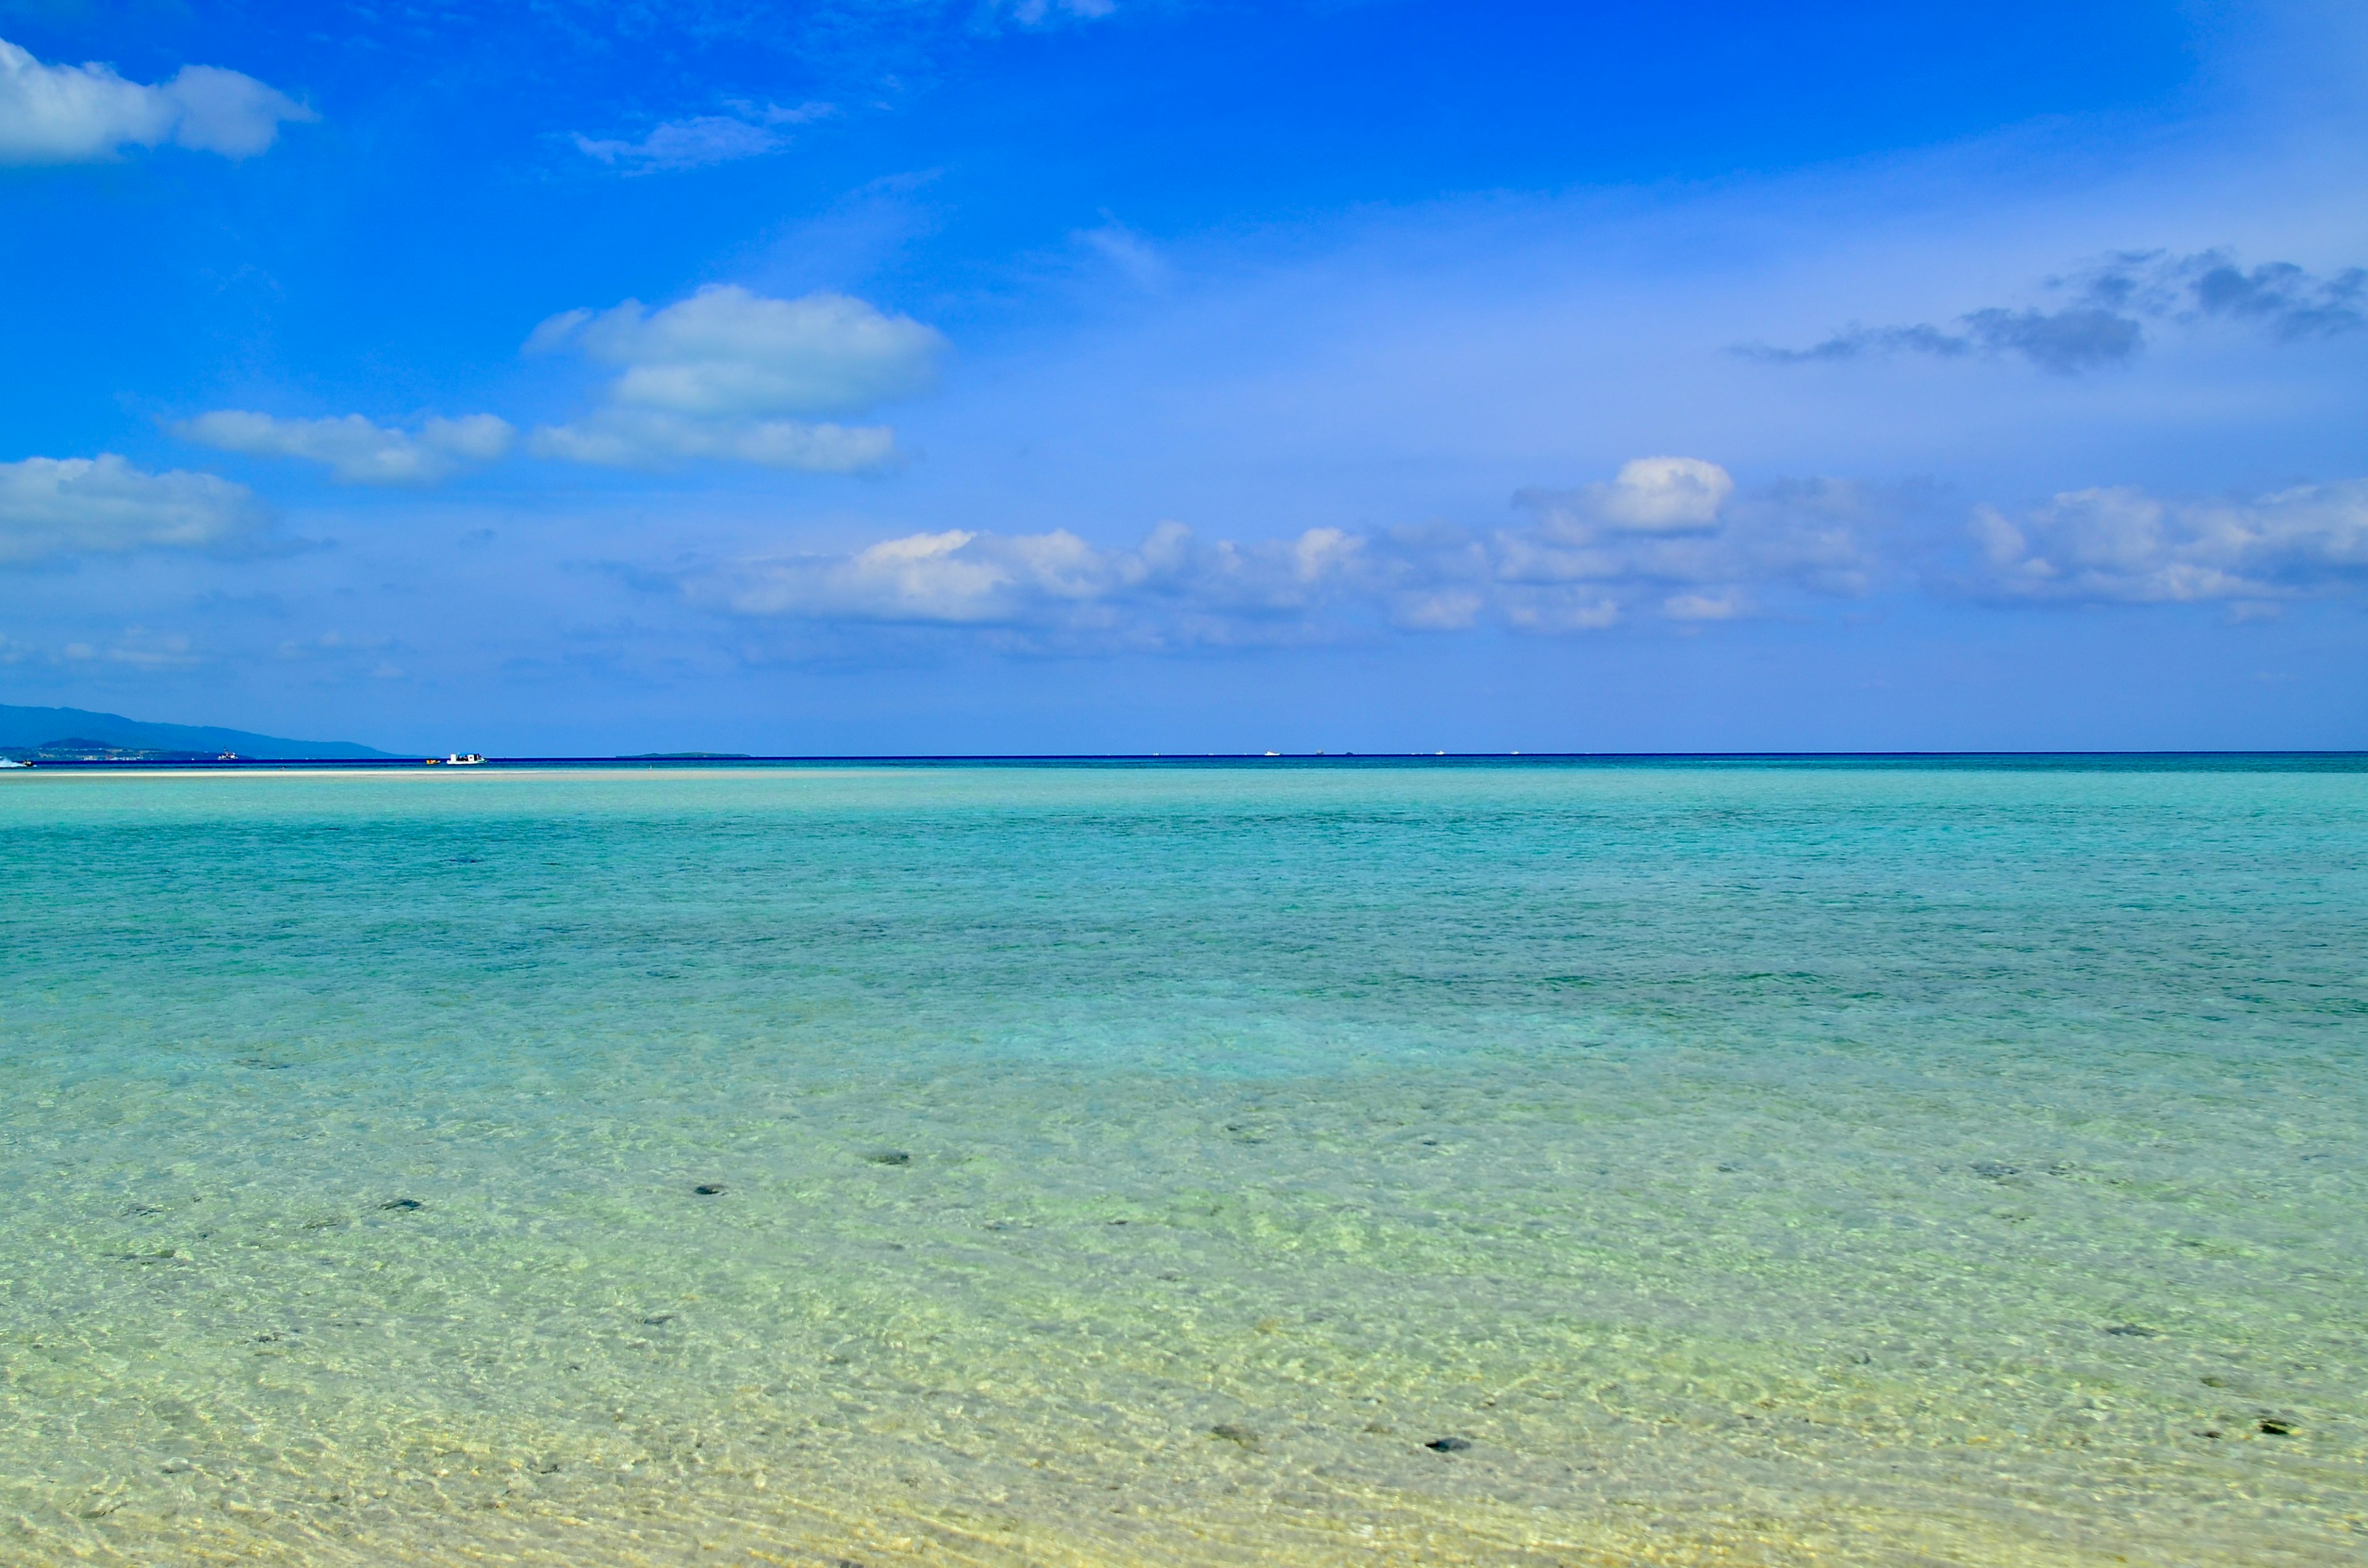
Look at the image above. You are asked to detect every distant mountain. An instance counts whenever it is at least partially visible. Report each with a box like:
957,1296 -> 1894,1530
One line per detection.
0,704 -> 397,760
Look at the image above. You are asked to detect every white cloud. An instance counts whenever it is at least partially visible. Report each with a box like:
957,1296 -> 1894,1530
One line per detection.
689,458 -> 1892,649
1662,591 -> 1745,621
696,465 -> 2368,650
528,410 -> 895,472
1972,480 -> 2368,604
163,65 -> 314,157
541,285 -> 944,415
574,102 -> 832,173
527,284 -> 945,470
1536,456 -> 1737,532
710,519 -> 1362,643
0,454 -> 266,564
173,411 -> 514,485
1493,464 -> 1878,629
0,36 -> 312,163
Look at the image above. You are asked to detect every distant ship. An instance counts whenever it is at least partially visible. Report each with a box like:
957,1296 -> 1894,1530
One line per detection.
425,753 -> 487,766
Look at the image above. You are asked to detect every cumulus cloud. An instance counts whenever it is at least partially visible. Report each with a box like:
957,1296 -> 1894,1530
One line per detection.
710,520 -> 1360,644
0,454 -> 266,564
173,411 -> 514,485
691,462 -> 2368,648
1527,455 -> 1735,531
536,285 -> 944,413
527,284 -> 945,470
1745,247 -> 2363,372
574,101 -> 831,173
1494,461 -> 1879,629
1971,480 -> 2368,605
684,458 -> 1891,649
0,36 -> 313,163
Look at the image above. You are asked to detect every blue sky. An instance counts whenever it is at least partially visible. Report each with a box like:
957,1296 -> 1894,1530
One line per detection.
1,0 -> 2363,753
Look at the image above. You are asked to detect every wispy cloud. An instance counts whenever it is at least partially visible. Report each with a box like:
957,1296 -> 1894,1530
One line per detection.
574,101 -> 832,173
1741,249 -> 2366,373
992,0 -> 1119,28
526,284 -> 945,471
1748,308 -> 2145,374
1074,216 -> 1168,289
0,35 -> 313,163
62,626 -> 203,668
0,454 -> 266,564
173,411 -> 515,485
530,411 -> 897,472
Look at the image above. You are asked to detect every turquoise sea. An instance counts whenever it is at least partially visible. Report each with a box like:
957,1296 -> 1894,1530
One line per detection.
1,760 -> 2363,1567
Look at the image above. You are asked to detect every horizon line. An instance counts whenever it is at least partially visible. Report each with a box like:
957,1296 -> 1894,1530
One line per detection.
12,748 -> 2368,770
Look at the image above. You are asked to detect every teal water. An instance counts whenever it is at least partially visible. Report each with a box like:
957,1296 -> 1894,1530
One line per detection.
1,761 -> 2363,1567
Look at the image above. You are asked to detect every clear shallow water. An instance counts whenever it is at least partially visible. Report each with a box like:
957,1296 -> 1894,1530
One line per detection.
1,760 -> 2364,1567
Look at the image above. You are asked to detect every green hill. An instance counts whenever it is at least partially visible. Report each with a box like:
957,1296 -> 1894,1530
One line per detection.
0,704 -> 397,760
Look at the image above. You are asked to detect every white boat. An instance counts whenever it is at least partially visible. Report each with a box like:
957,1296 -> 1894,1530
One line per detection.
443,753 -> 486,766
